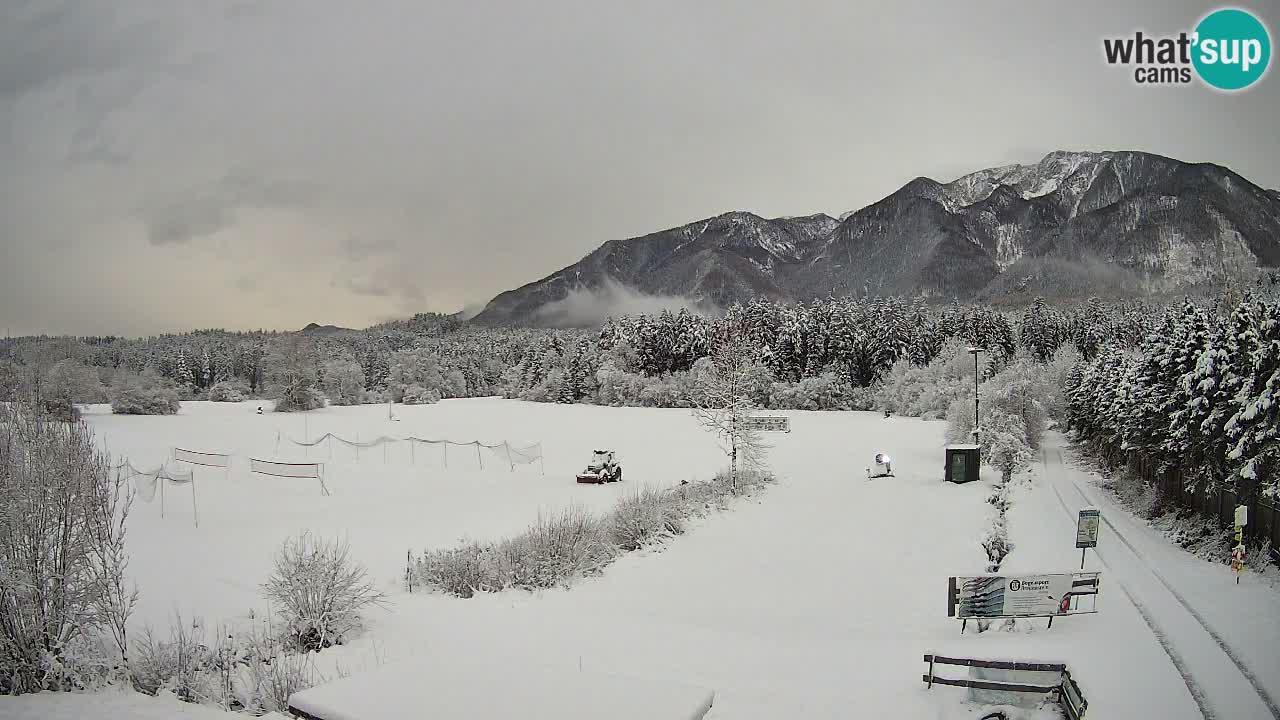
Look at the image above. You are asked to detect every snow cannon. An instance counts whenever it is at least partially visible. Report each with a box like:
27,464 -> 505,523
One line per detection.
576,449 -> 623,484
866,452 -> 894,479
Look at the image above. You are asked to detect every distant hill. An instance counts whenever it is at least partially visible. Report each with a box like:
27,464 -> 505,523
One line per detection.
299,322 -> 355,335
474,150 -> 1280,325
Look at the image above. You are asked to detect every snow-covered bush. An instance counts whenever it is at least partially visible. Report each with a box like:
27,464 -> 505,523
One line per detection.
111,372 -> 181,415
767,371 -> 855,410
877,339 -> 974,419
981,408 -> 1034,483
261,533 -> 386,651
264,336 -> 323,412
207,379 -> 250,402
387,349 -> 465,403
981,361 -> 1049,451
412,468 -> 773,598
490,508 -> 616,590
129,613 -> 326,712
129,617 -> 208,701
594,361 -> 649,406
610,487 -> 686,550
0,405 -> 136,693
401,383 -> 441,405
321,360 -> 365,405
35,359 -> 106,421
1040,344 -> 1082,425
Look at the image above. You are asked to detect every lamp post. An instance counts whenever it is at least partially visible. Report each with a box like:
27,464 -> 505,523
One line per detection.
967,347 -> 984,443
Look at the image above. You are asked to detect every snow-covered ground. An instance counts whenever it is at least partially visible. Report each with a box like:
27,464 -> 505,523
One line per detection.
11,401 -> 1278,719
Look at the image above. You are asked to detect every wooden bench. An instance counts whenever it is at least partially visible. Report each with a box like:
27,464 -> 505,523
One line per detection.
923,654 -> 1088,720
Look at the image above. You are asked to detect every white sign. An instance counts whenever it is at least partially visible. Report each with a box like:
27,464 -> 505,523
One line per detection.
1076,508 -> 1100,549
950,572 -> 1100,619
1235,505 -> 1248,527
743,415 -> 790,433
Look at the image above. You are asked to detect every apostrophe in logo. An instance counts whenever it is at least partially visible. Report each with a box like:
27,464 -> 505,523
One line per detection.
1008,579 -> 1022,592
1102,7 -> 1271,91
1193,8 -> 1271,90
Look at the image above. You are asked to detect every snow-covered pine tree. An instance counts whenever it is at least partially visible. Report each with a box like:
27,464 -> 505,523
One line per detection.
1225,300 -> 1280,498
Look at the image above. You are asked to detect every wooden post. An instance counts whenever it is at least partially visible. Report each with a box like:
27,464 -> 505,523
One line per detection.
191,473 -> 199,528
443,442 -> 448,469
927,655 -> 935,689
160,472 -> 165,519
476,442 -> 483,469
505,441 -> 514,472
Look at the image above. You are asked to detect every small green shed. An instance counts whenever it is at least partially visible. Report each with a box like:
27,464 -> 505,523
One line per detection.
945,444 -> 981,484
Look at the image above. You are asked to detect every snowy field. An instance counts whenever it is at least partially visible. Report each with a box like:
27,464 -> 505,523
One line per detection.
5,400 -> 1278,719
79,398 -> 728,626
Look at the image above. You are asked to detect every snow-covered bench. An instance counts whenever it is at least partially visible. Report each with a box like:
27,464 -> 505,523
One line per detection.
922,654 -> 1088,720
287,656 -> 715,720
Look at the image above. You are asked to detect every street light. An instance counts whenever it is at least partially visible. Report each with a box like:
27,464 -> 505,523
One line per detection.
967,347 -> 984,443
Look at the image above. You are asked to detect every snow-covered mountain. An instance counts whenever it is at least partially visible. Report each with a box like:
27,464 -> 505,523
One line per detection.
475,151 -> 1280,325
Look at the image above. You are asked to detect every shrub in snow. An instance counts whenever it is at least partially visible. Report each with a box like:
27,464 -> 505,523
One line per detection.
387,349 -> 465,402
0,404 -> 136,693
767,372 -> 855,410
610,487 -> 686,551
261,533 -> 386,651
400,383 -> 441,405
412,468 -> 774,598
264,336 -> 324,412
130,617 -> 209,702
980,408 -> 1034,483
111,372 -> 181,415
490,508 -> 616,590
32,359 -> 105,421
207,379 -> 250,402
981,359 -> 1050,450
321,359 -> 365,406
877,339 -> 973,419
129,613 -> 327,712
362,387 -> 392,404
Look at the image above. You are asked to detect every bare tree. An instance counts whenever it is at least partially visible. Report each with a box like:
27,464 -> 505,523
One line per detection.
691,312 -> 768,493
0,404 -> 136,692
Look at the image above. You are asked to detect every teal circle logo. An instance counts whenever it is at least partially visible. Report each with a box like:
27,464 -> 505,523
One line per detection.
1192,8 -> 1271,90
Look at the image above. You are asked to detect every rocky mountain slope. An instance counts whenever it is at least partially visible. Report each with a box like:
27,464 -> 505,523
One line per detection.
475,151 -> 1280,325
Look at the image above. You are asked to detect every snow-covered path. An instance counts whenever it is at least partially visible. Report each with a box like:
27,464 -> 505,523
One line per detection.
1037,433 -> 1280,720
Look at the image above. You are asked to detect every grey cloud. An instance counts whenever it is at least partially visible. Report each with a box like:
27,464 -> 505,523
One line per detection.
341,235 -> 399,260
2,0 -> 1279,336
144,171 -> 319,245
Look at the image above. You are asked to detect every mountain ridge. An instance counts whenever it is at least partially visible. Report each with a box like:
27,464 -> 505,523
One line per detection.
475,150 -> 1280,326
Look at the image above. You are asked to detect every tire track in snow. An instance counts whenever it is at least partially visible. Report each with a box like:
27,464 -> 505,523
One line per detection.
1044,474 -> 1216,719
1049,448 -> 1280,719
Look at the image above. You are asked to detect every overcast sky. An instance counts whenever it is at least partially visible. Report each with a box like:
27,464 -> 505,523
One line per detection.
2,1 -> 1277,337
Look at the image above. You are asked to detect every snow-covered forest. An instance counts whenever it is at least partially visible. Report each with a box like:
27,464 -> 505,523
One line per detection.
4,293 -> 1280,505
0,297 -> 1147,410
1067,295 -> 1280,501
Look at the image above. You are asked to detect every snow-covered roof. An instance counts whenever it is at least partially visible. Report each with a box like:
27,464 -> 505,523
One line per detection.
945,444 -> 981,450
287,657 -> 715,720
